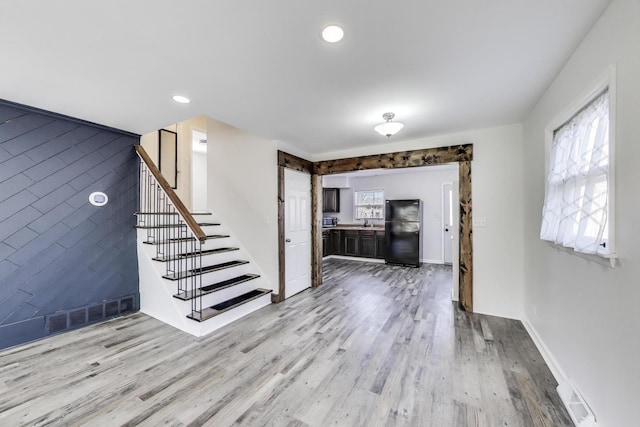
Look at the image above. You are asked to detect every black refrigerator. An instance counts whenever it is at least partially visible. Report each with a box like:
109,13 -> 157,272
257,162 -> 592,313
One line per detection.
385,199 -> 422,267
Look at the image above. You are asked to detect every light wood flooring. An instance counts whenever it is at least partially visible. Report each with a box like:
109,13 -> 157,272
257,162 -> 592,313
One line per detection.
0,259 -> 571,426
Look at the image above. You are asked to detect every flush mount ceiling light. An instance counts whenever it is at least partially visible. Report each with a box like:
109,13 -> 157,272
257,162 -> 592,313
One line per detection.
172,95 -> 190,104
374,112 -> 404,137
322,25 -> 344,43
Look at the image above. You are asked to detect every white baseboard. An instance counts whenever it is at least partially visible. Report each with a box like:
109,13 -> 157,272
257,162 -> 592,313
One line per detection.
521,316 -> 568,385
323,256 -> 446,265
523,317 -> 599,426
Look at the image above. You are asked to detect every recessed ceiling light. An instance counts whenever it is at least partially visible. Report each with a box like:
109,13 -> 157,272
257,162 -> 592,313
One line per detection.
322,25 -> 344,43
172,95 -> 190,104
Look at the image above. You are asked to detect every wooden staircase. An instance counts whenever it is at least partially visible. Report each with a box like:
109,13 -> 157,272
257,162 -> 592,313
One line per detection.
134,146 -> 272,337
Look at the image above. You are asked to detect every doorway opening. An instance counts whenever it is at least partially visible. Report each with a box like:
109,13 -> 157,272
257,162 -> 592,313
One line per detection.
191,129 -> 208,212
276,144 -> 473,311
320,165 -> 459,302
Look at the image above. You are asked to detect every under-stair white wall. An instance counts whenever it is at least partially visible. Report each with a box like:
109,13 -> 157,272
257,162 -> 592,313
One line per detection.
205,117 -> 278,294
136,225 -> 271,337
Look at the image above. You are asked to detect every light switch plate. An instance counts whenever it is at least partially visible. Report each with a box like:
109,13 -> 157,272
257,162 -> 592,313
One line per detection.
473,218 -> 487,227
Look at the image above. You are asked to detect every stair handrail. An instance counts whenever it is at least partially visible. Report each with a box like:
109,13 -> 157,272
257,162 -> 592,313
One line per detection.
135,145 -> 207,243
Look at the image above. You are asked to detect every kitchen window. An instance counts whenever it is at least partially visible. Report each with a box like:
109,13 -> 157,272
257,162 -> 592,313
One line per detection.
540,84 -> 615,261
354,190 -> 384,219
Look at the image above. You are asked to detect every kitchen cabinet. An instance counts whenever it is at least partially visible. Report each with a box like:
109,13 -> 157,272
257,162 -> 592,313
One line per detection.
375,232 -> 386,259
323,228 -> 386,259
359,230 -> 376,258
322,230 -> 329,257
343,230 -> 358,256
323,188 -> 340,213
330,229 -> 341,254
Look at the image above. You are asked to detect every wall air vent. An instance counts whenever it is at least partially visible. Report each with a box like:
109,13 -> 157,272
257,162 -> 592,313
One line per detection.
557,379 -> 597,427
45,294 -> 137,336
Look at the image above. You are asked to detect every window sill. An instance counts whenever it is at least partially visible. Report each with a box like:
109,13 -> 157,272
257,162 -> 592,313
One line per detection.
545,242 -> 617,268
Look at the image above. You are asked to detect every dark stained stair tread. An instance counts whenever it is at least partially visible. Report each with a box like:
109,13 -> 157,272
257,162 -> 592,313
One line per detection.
173,274 -> 260,300
143,234 -> 230,245
135,222 -> 220,229
135,212 -> 212,216
163,260 -> 249,280
153,247 -> 239,262
187,289 -> 272,322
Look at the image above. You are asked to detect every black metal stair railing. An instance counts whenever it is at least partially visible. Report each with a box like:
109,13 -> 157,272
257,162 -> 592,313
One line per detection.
135,145 -> 206,320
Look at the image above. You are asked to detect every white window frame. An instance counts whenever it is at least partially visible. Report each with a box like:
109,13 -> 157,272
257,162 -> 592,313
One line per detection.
353,189 -> 385,220
543,65 -> 617,267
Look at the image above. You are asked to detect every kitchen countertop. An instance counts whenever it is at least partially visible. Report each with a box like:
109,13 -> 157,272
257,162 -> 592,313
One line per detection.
323,225 -> 385,231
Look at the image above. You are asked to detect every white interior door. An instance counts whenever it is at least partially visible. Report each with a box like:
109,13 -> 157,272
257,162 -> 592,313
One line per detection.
443,183 -> 453,264
284,168 -> 311,298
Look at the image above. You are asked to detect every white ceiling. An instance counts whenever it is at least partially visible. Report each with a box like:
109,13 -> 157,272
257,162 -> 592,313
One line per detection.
0,1 -> 611,156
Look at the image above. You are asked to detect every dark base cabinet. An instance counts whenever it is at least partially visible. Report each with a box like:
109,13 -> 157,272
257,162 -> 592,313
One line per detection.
323,229 -> 385,259
343,231 -> 359,256
322,231 -> 329,257
375,234 -> 386,259
359,231 -> 376,258
330,230 -> 341,254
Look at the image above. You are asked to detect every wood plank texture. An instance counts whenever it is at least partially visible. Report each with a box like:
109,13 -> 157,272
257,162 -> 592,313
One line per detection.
278,150 -> 313,173
311,174 -> 322,287
0,259 -> 570,427
0,101 -> 139,350
312,144 -> 473,175
275,165 -> 286,303
459,160 -> 473,312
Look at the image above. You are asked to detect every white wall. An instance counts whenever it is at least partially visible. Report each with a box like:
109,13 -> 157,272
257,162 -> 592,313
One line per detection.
139,116 -> 208,210
315,123 -> 525,320
521,1 -> 639,425
192,151 -> 207,211
325,168 -> 458,264
207,117 -> 278,293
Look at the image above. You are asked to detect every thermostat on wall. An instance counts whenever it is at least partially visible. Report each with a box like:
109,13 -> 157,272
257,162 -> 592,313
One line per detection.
89,192 -> 108,207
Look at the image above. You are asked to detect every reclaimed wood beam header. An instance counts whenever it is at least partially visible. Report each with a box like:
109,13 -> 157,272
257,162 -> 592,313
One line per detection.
278,150 -> 313,173
313,144 -> 473,175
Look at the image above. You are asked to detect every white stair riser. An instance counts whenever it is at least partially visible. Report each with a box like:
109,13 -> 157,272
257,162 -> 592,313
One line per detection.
172,277 -> 268,317
174,249 -> 241,266
179,260 -> 252,282
139,238 -> 234,253
197,293 -> 272,336
195,263 -> 255,286
136,214 -> 215,226
138,224 -> 222,240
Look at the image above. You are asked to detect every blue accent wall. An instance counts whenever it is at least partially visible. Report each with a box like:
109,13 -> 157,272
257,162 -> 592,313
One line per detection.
0,100 -> 139,350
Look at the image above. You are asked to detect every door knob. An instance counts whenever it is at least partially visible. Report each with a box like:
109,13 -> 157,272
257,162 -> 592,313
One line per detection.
285,238 -> 291,243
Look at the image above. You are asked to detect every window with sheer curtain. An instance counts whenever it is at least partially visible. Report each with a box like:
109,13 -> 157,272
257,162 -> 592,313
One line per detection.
354,190 -> 384,219
540,89 -> 611,255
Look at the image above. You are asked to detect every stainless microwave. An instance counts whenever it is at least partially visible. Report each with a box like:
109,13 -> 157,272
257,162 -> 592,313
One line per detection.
323,217 -> 338,227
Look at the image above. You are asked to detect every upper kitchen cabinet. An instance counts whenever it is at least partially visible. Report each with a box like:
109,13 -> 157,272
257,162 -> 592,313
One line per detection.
323,188 -> 340,212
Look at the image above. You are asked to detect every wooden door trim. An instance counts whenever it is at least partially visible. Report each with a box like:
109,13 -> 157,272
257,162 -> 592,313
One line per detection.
276,144 -> 473,312
274,151 -> 314,303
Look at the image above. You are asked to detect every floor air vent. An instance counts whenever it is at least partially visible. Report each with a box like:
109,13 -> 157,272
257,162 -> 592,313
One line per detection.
45,294 -> 137,335
557,380 -> 597,427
